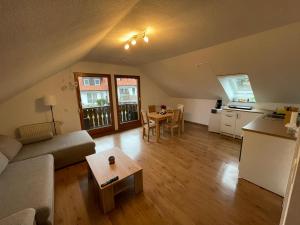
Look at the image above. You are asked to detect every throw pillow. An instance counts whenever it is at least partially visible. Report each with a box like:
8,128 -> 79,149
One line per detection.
19,131 -> 53,145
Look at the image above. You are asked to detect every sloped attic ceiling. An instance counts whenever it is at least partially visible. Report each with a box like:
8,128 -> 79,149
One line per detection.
0,0 -> 139,103
85,0 -> 300,65
2,0 -> 300,104
140,22 -> 300,103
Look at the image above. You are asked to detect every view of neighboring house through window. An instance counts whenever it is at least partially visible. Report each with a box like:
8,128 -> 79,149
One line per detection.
83,78 -> 90,86
217,74 -> 256,103
79,77 -> 110,108
115,77 -> 140,126
94,78 -> 100,86
118,86 -> 137,103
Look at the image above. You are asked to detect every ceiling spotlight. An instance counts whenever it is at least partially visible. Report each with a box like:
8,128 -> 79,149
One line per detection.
143,36 -> 149,43
124,43 -> 130,50
123,30 -> 150,50
131,39 -> 137,45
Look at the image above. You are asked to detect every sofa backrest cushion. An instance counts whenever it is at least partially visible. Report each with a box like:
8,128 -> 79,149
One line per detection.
19,132 -> 53,145
18,123 -> 54,145
0,152 -> 8,175
0,135 -> 23,161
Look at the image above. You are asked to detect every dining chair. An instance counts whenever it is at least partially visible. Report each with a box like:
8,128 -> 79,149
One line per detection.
164,109 -> 181,137
177,104 -> 184,132
148,105 -> 157,125
141,110 -> 156,142
148,105 -> 156,113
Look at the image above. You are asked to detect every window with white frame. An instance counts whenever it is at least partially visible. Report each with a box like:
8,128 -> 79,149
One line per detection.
217,74 -> 256,103
94,78 -> 100,86
83,78 -> 90,86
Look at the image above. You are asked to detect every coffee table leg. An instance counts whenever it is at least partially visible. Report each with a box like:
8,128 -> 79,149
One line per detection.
100,186 -> 115,213
134,170 -> 143,194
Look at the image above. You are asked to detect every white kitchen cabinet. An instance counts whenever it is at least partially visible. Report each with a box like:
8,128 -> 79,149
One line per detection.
239,129 -> 296,196
235,111 -> 263,136
221,110 -> 236,136
221,109 -> 263,137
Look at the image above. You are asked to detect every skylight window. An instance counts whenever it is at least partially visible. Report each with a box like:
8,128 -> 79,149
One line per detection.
217,74 -> 256,103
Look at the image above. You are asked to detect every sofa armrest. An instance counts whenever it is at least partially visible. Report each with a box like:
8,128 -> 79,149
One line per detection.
0,208 -> 36,225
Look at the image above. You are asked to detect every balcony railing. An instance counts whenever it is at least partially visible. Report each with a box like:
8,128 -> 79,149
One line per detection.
119,103 -> 139,124
82,106 -> 112,130
82,103 -> 139,130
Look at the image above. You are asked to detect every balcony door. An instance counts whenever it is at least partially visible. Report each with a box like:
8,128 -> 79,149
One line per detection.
114,75 -> 141,130
74,73 -> 115,137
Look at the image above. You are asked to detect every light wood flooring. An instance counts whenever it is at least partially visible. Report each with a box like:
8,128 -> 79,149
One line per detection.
55,123 -> 283,225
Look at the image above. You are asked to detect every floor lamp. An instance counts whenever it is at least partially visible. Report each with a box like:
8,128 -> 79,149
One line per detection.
43,95 -> 57,135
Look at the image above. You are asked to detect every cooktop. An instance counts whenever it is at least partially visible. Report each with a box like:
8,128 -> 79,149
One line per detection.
228,105 -> 253,110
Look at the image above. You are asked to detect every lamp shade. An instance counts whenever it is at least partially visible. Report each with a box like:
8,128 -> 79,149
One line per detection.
43,95 -> 57,106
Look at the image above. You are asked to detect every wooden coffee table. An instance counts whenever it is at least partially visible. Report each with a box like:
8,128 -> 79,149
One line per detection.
86,147 -> 143,213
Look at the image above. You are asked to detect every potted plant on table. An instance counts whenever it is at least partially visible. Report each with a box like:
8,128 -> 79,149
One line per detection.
160,104 -> 167,114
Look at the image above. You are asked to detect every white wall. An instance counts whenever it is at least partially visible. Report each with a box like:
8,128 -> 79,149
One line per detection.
171,98 -> 216,125
171,98 -> 300,126
0,61 -> 170,137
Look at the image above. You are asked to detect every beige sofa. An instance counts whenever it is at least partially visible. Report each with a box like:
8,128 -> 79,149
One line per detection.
0,130 -> 96,225
0,208 -> 36,225
13,130 -> 96,169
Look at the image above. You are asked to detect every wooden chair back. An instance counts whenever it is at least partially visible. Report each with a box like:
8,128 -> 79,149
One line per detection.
177,104 -> 184,132
141,110 -> 149,125
172,109 -> 181,123
148,105 -> 156,113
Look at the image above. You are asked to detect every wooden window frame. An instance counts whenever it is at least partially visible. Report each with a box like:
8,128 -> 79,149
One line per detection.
114,74 -> 142,131
74,72 -> 115,137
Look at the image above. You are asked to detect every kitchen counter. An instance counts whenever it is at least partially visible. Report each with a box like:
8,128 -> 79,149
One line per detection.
242,117 -> 297,140
239,117 -> 297,196
222,106 -> 268,114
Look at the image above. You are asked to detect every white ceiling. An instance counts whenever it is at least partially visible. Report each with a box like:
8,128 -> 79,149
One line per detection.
0,0 -> 138,103
85,0 -> 300,65
1,0 -> 300,103
140,22 -> 300,103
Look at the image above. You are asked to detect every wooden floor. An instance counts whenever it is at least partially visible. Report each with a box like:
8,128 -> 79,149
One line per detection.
55,123 -> 283,225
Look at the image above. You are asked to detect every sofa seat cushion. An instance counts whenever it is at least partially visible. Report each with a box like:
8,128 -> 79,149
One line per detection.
0,208 -> 36,225
0,155 -> 54,225
13,130 -> 95,169
0,135 -> 22,161
0,152 -> 8,175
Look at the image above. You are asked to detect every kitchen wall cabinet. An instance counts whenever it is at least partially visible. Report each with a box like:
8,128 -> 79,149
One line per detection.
221,109 -> 263,137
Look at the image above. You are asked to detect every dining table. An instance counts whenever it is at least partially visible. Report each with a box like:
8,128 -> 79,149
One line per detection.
147,112 -> 173,142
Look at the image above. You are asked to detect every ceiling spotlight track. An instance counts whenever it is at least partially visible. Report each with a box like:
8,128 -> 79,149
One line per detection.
124,30 -> 149,50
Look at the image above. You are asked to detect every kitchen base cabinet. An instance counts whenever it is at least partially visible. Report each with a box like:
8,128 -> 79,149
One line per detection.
235,111 -> 263,136
220,110 -> 236,137
220,109 -> 263,138
239,130 -> 296,196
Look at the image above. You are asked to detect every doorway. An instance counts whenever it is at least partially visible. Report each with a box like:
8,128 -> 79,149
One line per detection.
114,75 -> 141,130
74,73 -> 115,137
